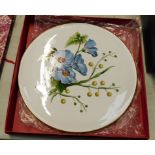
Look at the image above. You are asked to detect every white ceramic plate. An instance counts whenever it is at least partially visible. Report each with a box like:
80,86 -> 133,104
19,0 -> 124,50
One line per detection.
18,23 -> 137,132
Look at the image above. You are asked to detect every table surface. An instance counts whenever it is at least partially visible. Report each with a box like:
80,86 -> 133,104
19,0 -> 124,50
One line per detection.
0,16 -> 154,140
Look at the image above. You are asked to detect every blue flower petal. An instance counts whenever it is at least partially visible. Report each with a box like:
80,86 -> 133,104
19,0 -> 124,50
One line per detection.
69,69 -> 76,78
84,39 -> 98,57
74,54 -> 83,64
61,75 -> 70,84
72,54 -> 87,76
88,47 -> 98,57
90,47 -> 97,52
54,50 -> 65,58
68,77 -> 76,83
54,69 -> 61,81
78,54 -> 84,64
72,63 -> 78,72
53,66 -> 76,84
64,50 -> 74,64
54,50 -> 74,68
84,39 -> 96,48
77,63 -> 87,76
65,50 -> 74,59
61,68 -> 76,84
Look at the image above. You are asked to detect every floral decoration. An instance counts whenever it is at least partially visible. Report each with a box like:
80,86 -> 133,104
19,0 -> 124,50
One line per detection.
42,32 -> 119,112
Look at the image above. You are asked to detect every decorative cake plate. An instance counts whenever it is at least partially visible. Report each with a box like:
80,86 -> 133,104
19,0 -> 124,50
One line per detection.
18,23 -> 137,132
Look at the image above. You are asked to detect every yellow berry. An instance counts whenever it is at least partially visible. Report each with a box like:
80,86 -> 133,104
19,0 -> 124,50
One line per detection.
107,92 -> 112,97
99,64 -> 103,68
87,92 -> 92,97
88,62 -> 94,67
100,80 -> 105,85
65,89 -> 70,94
92,81 -> 97,86
95,92 -> 99,97
61,98 -> 66,104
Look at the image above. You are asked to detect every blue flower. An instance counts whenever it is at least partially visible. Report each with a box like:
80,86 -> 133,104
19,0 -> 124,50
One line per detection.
72,54 -> 87,76
54,50 -> 74,67
54,67 -> 76,84
84,39 -> 98,57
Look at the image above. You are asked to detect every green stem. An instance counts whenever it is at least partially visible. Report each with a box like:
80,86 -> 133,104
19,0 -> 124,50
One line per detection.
55,92 -> 86,111
70,66 -> 114,86
89,53 -> 115,78
48,88 -> 57,96
74,98 -> 86,111
51,94 -> 57,103
77,84 -> 119,91
74,42 -> 81,58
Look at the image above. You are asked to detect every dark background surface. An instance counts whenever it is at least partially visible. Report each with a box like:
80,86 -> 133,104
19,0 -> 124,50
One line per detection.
141,15 -> 155,73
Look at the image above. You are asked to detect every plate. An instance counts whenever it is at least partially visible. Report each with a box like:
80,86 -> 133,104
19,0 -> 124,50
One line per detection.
18,23 -> 137,132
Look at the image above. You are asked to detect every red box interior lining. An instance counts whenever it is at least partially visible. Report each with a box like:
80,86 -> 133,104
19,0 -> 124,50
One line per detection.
5,16 -> 149,139
0,16 -> 15,69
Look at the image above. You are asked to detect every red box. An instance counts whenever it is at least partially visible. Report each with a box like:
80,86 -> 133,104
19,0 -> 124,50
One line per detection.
5,16 -> 149,139
0,16 -> 14,68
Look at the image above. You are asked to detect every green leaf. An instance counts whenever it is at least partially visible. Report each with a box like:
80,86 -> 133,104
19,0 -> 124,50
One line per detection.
65,32 -> 88,47
50,77 -> 70,93
76,32 -> 81,37
92,66 -> 115,79
57,82 -> 68,93
80,35 -> 88,44
50,78 -> 59,87
70,66 -> 115,86
48,88 -> 57,96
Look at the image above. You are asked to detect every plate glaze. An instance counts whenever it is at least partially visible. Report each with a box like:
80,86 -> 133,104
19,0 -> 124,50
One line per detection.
18,23 -> 137,132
